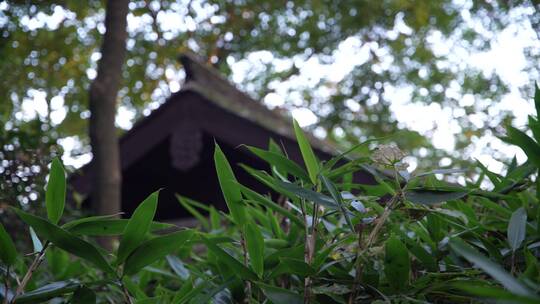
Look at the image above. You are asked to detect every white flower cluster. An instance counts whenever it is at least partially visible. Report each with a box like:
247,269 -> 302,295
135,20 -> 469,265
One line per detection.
371,143 -> 408,170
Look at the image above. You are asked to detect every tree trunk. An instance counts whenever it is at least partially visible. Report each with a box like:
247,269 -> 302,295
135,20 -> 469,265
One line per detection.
89,0 -> 129,220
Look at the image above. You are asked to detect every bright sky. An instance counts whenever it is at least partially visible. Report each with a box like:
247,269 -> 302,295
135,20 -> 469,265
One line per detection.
14,2 -> 540,175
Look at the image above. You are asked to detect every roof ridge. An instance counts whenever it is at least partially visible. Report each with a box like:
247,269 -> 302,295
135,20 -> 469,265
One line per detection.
177,52 -> 338,154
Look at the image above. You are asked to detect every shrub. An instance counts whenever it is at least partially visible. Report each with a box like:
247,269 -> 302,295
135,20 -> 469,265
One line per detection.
2,86 -> 540,303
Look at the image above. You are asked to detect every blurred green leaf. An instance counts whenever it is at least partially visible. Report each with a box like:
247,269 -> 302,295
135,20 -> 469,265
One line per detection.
405,189 -> 468,205
45,157 -> 66,224
258,283 -> 303,304
293,119 -> 320,184
176,195 -> 210,230
534,82 -> 540,118
29,226 -> 43,252
70,286 -> 96,304
449,238 -> 534,297
507,207 -> 527,252
66,219 -> 173,236
166,255 -> 190,280
384,235 -> 410,292
276,180 -> 339,209
13,209 -> 113,273
117,190 -> 159,264
124,230 -> 194,275
237,182 -> 304,228
202,236 -> 258,281
15,280 -> 81,304
320,174 -> 354,230
453,282 -> 539,304
0,222 -> 17,266
214,143 -> 246,225
245,222 -> 265,278
502,126 -> 540,168
245,145 -> 310,181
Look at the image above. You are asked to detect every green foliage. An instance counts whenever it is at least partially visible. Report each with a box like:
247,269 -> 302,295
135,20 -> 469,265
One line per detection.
2,87 -> 540,303
0,222 -> 16,266
116,191 -> 159,264
214,143 -> 246,225
45,157 -> 66,224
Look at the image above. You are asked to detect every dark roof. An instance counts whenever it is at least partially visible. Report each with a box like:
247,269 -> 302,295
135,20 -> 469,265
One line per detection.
70,53 -> 375,220
178,52 -> 338,155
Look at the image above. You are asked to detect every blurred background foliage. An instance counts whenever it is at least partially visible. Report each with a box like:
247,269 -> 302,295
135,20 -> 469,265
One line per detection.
0,0 -> 539,207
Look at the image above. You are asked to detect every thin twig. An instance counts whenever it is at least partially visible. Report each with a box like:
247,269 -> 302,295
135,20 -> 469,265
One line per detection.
240,235 -> 252,303
12,241 -> 50,303
349,224 -> 364,304
118,278 -> 133,304
3,266 -> 9,304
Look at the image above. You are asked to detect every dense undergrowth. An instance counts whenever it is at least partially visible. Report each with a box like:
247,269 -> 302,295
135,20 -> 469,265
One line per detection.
2,86 -> 540,303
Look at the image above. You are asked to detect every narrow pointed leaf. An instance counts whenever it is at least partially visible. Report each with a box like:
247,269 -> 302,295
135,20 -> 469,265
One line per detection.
70,286 -> 96,304
449,238 -> 534,297
276,180 -> 339,209
0,222 -> 17,265
245,145 -> 310,181
29,227 -> 43,252
202,237 -> 258,281
45,157 -> 66,224
293,119 -> 319,184
245,222 -> 264,278
384,235 -> 410,292
502,126 -> 540,168
123,229 -> 194,275
176,195 -> 210,230
117,191 -> 159,264
508,207 -> 527,252
66,219 -> 173,236
15,280 -> 81,304
405,189 -> 467,205
237,182 -> 304,228
214,143 -> 246,224
534,82 -> 540,117
166,255 -> 190,280
320,174 -> 354,230
258,283 -> 303,304
13,209 -> 113,273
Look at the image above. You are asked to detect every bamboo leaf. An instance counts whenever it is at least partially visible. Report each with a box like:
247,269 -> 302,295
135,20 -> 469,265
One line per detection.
245,145 -> 310,181
45,157 -> 66,224
117,191 -> 159,264
245,222 -> 264,278
405,189 -> 467,205
13,209 -> 113,273
292,119 -> 320,184
202,236 -> 258,281
449,238 -> 534,297
214,143 -> 246,225
15,280 -> 81,304
66,219 -> 173,236
276,180 -> 339,209
320,174 -> 354,230
384,235 -> 410,292
70,286 -> 96,304
258,283 -> 303,304
502,126 -> 540,168
507,207 -> 527,252
176,195 -> 210,230
415,168 -> 467,178
534,82 -> 540,118
237,182 -> 304,228
123,230 -> 194,275
0,222 -> 17,266
29,227 -> 43,252
166,255 -> 190,280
